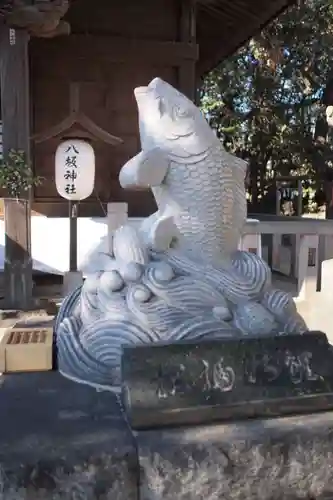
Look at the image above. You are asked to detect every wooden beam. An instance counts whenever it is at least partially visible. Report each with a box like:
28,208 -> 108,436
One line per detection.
31,198 -> 156,218
178,0 -> 197,100
0,26 -> 33,309
32,82 -> 123,145
30,35 -> 199,65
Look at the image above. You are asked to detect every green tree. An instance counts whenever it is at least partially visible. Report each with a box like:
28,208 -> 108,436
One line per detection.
200,0 -> 333,213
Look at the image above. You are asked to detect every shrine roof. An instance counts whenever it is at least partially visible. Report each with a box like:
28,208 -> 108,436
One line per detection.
197,0 -> 296,74
0,0 -> 295,75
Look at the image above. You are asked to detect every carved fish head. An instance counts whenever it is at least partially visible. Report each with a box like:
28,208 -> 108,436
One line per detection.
134,77 -> 218,156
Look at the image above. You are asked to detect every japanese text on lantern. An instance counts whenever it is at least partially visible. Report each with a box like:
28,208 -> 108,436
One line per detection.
64,144 -> 79,195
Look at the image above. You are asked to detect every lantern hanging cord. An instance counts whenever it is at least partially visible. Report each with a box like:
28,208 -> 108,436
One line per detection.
71,201 -> 79,218
94,190 -> 107,216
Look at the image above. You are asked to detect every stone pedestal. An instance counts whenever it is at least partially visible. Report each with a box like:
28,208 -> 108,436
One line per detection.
122,332 -> 333,430
137,411 -> 333,500
122,333 -> 333,499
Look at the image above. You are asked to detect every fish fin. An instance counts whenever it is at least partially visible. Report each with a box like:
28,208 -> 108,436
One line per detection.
225,151 -> 247,178
141,214 -> 180,252
119,148 -> 169,189
140,212 -> 158,237
113,225 -> 149,264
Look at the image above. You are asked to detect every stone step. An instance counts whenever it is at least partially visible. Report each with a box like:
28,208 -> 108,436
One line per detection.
0,371 -> 137,499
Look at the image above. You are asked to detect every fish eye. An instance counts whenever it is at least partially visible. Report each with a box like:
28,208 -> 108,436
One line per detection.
158,98 -> 166,116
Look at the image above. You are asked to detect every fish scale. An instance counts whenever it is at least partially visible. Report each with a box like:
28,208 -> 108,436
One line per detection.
152,146 -> 247,264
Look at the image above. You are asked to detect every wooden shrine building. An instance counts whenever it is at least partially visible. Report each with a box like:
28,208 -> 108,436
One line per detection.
0,0 -> 294,307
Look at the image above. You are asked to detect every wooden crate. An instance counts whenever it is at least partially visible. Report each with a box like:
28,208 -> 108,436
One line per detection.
0,327 -> 53,373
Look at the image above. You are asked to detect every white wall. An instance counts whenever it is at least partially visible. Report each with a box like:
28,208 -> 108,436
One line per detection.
0,216 -> 143,275
0,213 -> 263,276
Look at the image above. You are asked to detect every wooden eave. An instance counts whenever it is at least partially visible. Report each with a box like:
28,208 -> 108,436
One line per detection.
196,0 -> 297,75
0,0 -> 296,76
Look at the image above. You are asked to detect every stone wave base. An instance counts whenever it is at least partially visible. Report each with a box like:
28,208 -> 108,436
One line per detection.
1,371 -> 333,500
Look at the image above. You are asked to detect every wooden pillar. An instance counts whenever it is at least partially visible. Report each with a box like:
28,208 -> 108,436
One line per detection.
178,0 -> 196,100
0,27 -> 33,309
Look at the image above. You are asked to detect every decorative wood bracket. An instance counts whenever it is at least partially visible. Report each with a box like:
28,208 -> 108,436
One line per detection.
1,0 -> 71,38
32,82 -> 123,145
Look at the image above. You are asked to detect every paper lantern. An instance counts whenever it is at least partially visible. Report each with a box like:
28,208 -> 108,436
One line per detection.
55,139 -> 95,200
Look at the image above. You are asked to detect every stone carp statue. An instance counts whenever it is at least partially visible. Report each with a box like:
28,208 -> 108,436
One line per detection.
119,77 -> 247,264
56,78 -> 307,391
